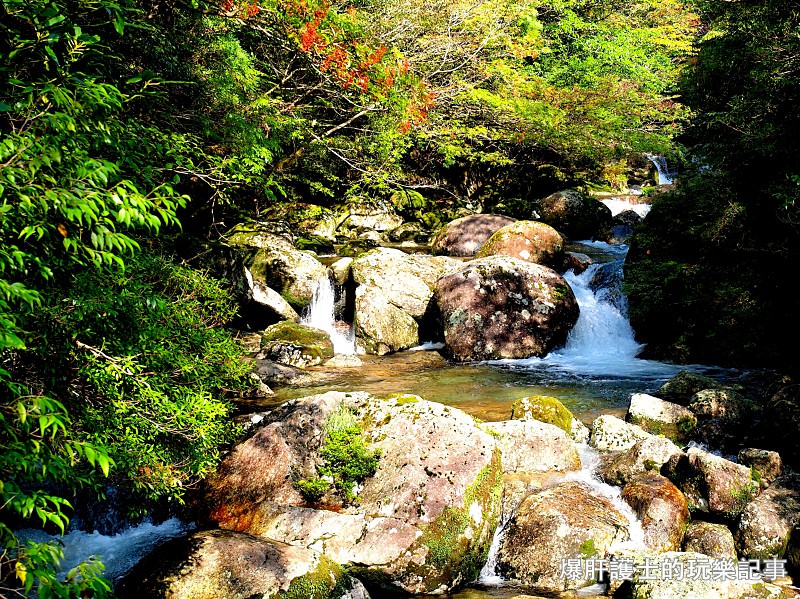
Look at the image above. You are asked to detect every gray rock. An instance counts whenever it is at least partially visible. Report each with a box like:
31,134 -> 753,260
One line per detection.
738,448 -> 782,489
627,393 -> 697,443
683,521 -> 737,560
482,419 -> 581,474
663,447 -> 760,520
497,481 -> 631,593
531,189 -> 613,240
590,415 -> 652,452
206,392 -> 503,595
736,474 -> 800,560
354,286 -> 419,354
657,370 -> 722,404
599,436 -> 684,486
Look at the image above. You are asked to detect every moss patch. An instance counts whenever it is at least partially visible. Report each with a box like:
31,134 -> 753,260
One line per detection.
510,395 -> 574,434
414,448 -> 503,590
275,554 -> 352,599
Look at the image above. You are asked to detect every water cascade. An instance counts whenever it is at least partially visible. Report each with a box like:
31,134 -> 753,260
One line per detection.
600,197 -> 652,219
302,275 -> 356,355
19,518 -> 191,583
506,241 -> 679,379
644,153 -> 677,185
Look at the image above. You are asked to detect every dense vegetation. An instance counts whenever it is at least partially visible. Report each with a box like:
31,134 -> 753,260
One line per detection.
3,0 -> 794,594
626,0 -> 800,369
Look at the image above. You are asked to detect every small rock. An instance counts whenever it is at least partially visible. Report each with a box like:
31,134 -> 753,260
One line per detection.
738,448 -> 783,489
564,251 -> 594,274
683,521 -> 737,560
599,436 -> 684,487
330,257 -> 354,285
260,321 -> 334,368
590,415 -> 652,452
510,395 -> 589,443
627,393 -> 697,443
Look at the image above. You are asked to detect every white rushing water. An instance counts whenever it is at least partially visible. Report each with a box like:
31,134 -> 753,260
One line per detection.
600,197 -> 652,219
302,275 -> 356,355
504,242 -> 680,379
566,444 -> 647,552
644,153 -> 676,185
19,517 -> 191,582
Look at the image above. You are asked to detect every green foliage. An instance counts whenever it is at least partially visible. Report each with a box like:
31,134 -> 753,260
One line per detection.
295,477 -> 331,503
32,252 -> 249,507
316,407 -> 380,504
579,538 -> 598,557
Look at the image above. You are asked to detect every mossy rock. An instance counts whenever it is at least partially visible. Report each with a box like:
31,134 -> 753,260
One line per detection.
658,370 -> 722,404
296,235 -> 335,255
475,220 -> 565,269
338,238 -> 379,258
261,321 -> 334,367
510,395 -> 589,442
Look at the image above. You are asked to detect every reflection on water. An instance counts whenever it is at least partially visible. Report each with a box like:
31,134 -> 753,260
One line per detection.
257,349 -> 683,423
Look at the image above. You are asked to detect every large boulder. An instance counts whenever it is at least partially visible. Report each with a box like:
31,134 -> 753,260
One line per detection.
354,287 -> 420,355
351,249 -> 462,353
497,481 -> 632,593
260,322 -> 334,368
431,214 -> 516,257
736,474 -> 800,561
621,472 -> 690,552
531,189 -> 613,240
434,256 -> 579,361
510,395 -> 589,443
627,393 -> 697,443
117,530 -> 368,599
662,447 -> 760,520
590,415 -> 652,452
205,392 -> 503,595
338,197 -> 404,233
599,436 -> 684,487
246,246 -> 327,312
224,221 -> 295,250
481,420 -> 581,474
475,221 -> 565,269
683,521 -> 737,560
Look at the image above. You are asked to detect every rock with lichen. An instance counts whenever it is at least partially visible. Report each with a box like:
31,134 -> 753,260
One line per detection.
204,392 -> 503,595
683,521 -> 737,560
662,447 -> 760,520
434,256 -> 579,361
599,436 -> 684,486
475,220 -> 565,269
259,321 -> 334,368
627,393 -> 697,443
497,481 -> 632,593
431,214 -> 516,257
116,530 -> 369,599
590,414 -> 652,452
736,474 -> 800,561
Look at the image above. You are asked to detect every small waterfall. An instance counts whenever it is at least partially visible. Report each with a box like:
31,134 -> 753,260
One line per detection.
302,276 -> 356,355
644,153 -> 676,185
600,197 -> 652,219
566,444 -> 647,552
478,512 -> 510,584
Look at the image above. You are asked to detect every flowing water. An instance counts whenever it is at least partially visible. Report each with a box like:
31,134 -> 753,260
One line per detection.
302,275 -> 356,355
47,234 -> 736,596
644,153 -> 677,185
600,197 -> 652,219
